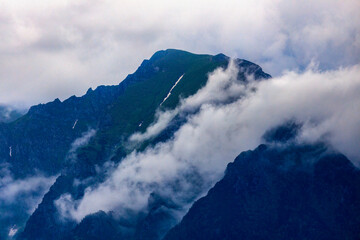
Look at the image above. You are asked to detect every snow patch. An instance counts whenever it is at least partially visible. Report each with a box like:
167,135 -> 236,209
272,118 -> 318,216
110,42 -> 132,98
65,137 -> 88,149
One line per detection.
72,119 -> 78,129
8,225 -> 18,237
160,74 -> 184,106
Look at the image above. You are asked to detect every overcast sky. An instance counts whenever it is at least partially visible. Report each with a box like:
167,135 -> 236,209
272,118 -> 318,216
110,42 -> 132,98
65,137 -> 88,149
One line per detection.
0,0 -> 359,107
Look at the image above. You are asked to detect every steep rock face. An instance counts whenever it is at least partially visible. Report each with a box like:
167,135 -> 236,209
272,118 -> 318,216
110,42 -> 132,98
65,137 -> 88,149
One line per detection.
1,49 -> 270,179
17,49 -> 270,240
18,175 -> 76,240
68,211 -> 127,240
0,54 -> 162,178
164,144 -> 360,240
1,78 -> 122,178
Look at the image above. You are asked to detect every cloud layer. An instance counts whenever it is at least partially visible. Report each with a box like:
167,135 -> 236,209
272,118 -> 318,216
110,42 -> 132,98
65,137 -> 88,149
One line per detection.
0,165 -> 56,239
0,172 -> 56,213
1,0 -> 359,106
56,60 -> 360,224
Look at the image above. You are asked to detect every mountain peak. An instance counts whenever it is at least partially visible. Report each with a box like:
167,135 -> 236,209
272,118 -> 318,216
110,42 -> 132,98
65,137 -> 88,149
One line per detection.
2,49 -> 273,240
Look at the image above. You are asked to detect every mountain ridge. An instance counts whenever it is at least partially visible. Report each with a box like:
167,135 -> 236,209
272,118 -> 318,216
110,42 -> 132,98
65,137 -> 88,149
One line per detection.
164,142 -> 360,240
2,49 -> 358,240
5,49 -> 270,240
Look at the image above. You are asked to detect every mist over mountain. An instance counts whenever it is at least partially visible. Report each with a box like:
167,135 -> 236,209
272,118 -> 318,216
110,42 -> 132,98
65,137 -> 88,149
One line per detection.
0,49 -> 359,240
0,105 -> 26,123
164,141 -> 360,240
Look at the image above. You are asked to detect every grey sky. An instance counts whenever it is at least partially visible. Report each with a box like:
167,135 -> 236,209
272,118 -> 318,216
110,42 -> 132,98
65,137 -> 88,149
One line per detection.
0,0 -> 359,106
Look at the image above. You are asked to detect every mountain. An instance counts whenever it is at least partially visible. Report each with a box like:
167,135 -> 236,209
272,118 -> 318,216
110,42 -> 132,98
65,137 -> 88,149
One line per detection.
1,49 -> 269,177
164,140 -> 360,240
4,49 -> 358,240
0,49 -> 270,240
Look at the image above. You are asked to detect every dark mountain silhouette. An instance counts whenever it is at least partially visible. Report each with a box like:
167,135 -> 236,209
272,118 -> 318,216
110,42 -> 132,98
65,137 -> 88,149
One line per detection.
164,142 -> 360,240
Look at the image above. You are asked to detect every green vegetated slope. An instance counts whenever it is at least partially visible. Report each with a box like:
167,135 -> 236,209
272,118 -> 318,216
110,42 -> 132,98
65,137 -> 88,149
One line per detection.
77,49 -> 230,166
77,49 -> 271,166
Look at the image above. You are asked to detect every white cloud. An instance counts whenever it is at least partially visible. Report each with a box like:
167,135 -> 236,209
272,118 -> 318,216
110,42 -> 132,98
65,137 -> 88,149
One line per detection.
0,165 -> 57,239
130,60 -> 245,142
0,0 -> 359,106
66,128 -> 96,162
0,167 -> 57,214
56,60 -> 360,224
130,110 -> 178,143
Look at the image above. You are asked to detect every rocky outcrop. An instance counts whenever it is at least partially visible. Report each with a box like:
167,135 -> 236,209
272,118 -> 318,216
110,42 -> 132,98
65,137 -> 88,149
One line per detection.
164,144 -> 360,240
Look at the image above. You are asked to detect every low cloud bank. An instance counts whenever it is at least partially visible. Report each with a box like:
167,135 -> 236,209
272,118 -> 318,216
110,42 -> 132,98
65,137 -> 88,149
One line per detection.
0,167 -> 56,214
56,61 -> 360,224
0,129 -> 96,238
0,166 -> 56,239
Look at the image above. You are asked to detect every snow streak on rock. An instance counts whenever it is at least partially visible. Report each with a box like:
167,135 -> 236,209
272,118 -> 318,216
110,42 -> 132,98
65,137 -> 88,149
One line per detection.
8,226 -> 18,237
72,119 -> 78,129
160,74 -> 184,106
